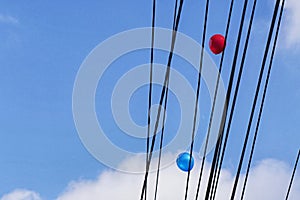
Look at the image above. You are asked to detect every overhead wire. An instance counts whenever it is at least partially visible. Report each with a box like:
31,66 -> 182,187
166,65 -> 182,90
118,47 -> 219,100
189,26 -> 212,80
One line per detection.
210,0 -> 259,199
194,0 -> 236,198
208,137 -> 222,200
183,0 -> 211,199
229,0 -> 282,199
285,149 -> 300,200
203,0 -> 251,199
140,1 -> 185,199
143,0 -> 288,199
153,1 -> 179,199
145,0 -> 157,199
153,87 -> 169,200
240,0 -> 286,199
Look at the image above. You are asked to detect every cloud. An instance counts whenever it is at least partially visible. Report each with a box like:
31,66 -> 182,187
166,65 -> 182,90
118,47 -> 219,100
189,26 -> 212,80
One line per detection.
0,14 -> 19,25
2,156 -> 299,200
56,156 -> 299,200
282,0 -> 300,47
0,189 -> 41,200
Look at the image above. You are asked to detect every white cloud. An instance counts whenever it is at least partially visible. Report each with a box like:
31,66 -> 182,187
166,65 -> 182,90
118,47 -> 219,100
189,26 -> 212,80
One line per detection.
282,0 -> 300,47
1,189 -> 41,200
56,156 -> 299,200
2,156 -> 299,200
0,14 -> 19,24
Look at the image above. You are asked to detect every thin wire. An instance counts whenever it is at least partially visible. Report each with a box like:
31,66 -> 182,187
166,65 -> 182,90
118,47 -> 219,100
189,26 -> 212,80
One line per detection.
183,0 -> 210,200
240,1 -> 285,199
210,0 -> 258,198
153,87 -> 169,200
285,150 -> 300,200
230,1 -> 281,199
145,0 -> 156,199
203,0 -> 251,199
153,1 -> 178,199
204,127 -> 224,200
194,0 -> 235,198
140,1 -> 185,199
173,0 -> 179,29
206,0 -> 236,199
209,139 -> 222,200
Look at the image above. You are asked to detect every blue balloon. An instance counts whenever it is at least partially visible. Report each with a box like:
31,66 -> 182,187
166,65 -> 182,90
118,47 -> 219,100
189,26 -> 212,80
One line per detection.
176,152 -> 194,172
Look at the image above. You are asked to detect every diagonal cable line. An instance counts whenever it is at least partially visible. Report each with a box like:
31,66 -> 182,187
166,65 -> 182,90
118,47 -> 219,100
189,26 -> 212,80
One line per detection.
153,1 -> 179,199
153,85 -> 169,200
208,138 -> 222,200
285,149 -> 300,200
183,0 -> 211,200
203,0 -> 251,199
229,1 -> 281,199
240,1 -> 286,199
140,1 -> 185,199
194,0 -> 235,199
210,0 -> 259,199
145,0 -> 157,199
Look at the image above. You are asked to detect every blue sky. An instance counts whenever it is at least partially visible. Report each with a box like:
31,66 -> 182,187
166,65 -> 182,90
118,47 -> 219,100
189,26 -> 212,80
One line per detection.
0,0 -> 299,199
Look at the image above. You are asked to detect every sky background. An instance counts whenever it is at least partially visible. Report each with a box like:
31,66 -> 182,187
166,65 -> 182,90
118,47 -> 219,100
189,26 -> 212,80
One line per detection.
0,0 -> 299,199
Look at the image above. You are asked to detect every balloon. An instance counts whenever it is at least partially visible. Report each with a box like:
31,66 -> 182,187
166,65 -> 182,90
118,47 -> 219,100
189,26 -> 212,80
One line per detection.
176,152 -> 194,172
209,34 -> 226,54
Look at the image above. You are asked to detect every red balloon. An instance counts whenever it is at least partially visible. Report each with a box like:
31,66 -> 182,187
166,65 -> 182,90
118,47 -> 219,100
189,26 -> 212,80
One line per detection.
209,34 -> 226,54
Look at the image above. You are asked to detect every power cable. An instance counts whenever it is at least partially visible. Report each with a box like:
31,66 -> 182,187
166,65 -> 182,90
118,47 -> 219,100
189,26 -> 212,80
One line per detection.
229,1 -> 281,199
184,0 -> 211,199
285,150 -> 300,200
145,0 -> 157,199
140,1 -> 185,199
210,0 -> 259,199
240,1 -> 285,199
203,0 -> 251,199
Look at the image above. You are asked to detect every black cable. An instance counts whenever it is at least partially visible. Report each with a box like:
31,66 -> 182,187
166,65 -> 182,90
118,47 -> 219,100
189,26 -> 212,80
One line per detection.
209,138 -> 222,200
206,0 -> 236,198
204,128 -> 224,200
240,1 -> 285,199
203,0 -> 251,199
194,0 -> 235,198
285,150 -> 300,200
229,1 -> 281,199
173,0 -> 178,29
153,1 -> 178,199
140,1 -> 185,199
210,138 -> 223,200
153,86 -> 169,200
210,0 -> 258,199
145,0 -> 156,199
183,0 -> 210,200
